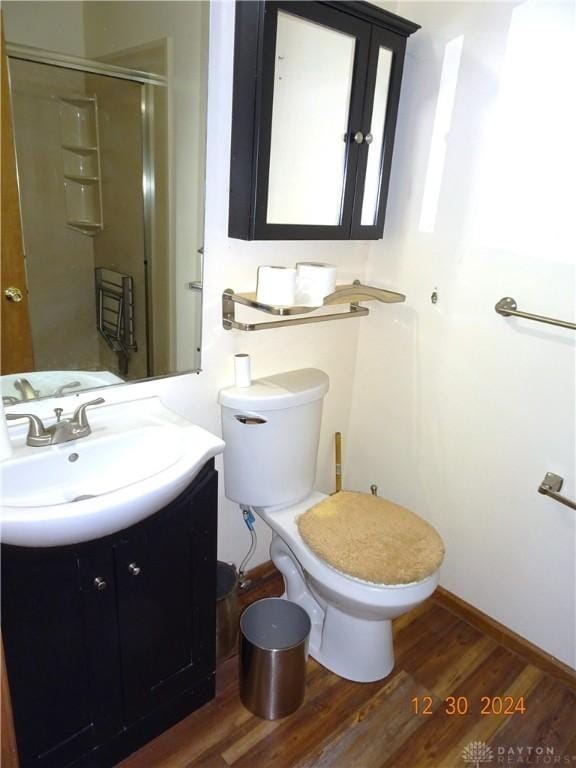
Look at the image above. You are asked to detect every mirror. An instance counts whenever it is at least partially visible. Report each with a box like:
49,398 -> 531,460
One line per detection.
1,1 -> 208,404
361,46 -> 392,226
267,10 -> 356,226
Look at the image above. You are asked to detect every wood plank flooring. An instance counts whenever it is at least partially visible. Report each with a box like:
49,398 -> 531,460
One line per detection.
119,570 -> 576,768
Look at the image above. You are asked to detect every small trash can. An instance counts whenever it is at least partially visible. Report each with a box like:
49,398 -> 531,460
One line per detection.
216,562 -> 239,661
239,597 -> 311,719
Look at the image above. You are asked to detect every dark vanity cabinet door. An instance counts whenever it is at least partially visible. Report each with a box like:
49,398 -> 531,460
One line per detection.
1,461 -> 218,768
1,547 -> 99,767
115,468 -> 217,722
229,1 -> 419,241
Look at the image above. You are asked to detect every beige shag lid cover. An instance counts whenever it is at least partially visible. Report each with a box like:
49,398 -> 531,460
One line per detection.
297,491 -> 444,585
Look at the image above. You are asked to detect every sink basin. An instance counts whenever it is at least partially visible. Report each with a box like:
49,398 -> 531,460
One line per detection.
0,396 -> 224,547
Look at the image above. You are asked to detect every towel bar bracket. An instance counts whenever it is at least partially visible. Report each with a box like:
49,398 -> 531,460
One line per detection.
538,472 -> 576,511
495,297 -> 576,331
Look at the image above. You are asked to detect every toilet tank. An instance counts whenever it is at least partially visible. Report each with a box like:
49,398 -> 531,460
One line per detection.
219,368 -> 329,508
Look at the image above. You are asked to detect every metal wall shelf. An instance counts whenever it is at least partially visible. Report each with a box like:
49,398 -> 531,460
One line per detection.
222,280 -> 405,331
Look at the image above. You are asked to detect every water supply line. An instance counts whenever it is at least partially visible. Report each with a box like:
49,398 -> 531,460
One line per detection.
238,505 -> 257,589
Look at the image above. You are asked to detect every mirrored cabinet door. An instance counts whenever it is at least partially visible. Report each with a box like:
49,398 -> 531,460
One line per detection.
351,26 -> 407,239
229,1 -> 419,241
258,3 -> 371,237
265,10 -> 358,227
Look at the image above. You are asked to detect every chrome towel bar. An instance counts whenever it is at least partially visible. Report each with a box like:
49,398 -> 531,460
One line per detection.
495,297 -> 576,331
538,473 -> 576,511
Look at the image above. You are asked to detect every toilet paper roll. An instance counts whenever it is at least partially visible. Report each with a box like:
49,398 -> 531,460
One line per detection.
234,354 -> 252,388
0,405 -> 13,462
256,266 -> 297,307
295,262 -> 337,307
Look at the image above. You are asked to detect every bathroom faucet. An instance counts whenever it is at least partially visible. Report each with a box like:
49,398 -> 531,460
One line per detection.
6,397 -> 105,446
14,378 -> 39,401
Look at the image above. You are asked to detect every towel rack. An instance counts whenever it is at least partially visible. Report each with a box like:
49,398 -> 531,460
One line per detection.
495,297 -> 576,331
538,472 -> 576,511
222,280 -> 405,331
95,268 -> 137,375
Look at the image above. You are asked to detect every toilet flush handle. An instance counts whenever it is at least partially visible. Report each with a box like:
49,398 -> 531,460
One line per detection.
234,414 -> 267,425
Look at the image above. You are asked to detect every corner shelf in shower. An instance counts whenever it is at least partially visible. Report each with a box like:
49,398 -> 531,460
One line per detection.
222,280 -> 406,331
58,96 -> 103,236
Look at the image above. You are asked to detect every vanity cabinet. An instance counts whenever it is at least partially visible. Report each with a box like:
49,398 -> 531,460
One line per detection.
1,460 -> 218,768
229,1 -> 419,240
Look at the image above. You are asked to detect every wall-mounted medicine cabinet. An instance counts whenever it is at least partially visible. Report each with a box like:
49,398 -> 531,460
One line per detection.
229,1 -> 419,241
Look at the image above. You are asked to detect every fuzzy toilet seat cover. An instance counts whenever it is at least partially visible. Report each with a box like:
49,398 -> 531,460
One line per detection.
297,491 -> 445,585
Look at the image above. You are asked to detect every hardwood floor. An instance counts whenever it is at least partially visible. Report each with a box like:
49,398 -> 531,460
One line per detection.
119,568 -> 576,768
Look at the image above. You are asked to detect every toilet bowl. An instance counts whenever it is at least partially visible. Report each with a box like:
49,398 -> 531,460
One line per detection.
219,368 -> 443,683
258,491 -> 440,682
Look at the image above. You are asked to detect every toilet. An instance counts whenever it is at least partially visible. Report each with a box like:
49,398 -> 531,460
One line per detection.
219,368 -> 443,683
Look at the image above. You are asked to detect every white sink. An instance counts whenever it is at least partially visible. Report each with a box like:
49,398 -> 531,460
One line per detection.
0,396 -> 224,547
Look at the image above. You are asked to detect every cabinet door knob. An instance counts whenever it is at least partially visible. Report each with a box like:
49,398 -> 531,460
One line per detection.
353,131 -> 364,145
4,287 -> 23,303
128,562 -> 141,576
365,133 -> 374,145
93,577 -> 107,591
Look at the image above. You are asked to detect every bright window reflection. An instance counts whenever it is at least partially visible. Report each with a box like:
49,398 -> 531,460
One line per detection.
473,0 -> 575,261
418,35 -> 464,234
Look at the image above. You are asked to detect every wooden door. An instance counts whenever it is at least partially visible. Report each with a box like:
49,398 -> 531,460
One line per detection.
1,639 -> 19,768
1,16 -> 33,374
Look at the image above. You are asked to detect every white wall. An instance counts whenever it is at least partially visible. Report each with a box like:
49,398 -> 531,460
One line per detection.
347,0 -> 576,666
3,1 -> 85,56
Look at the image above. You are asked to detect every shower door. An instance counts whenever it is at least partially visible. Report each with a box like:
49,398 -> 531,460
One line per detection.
8,57 -> 151,381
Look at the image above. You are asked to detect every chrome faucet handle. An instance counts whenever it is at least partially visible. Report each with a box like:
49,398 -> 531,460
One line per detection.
53,381 -> 82,397
71,397 -> 105,429
5,412 -> 51,445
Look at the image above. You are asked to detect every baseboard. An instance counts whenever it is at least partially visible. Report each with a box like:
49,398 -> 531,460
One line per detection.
242,561 -> 576,692
243,560 -> 278,583
433,587 -> 576,691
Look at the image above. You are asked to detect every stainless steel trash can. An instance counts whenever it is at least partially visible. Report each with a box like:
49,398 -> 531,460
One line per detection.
216,562 -> 239,661
239,597 -> 311,719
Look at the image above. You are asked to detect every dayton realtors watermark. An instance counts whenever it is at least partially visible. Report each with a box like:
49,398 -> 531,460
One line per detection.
462,742 -> 576,766
496,748 -> 576,765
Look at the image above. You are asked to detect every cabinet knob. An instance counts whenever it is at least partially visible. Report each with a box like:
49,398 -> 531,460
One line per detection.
93,577 -> 107,591
365,133 -> 374,145
353,131 -> 364,145
4,287 -> 23,303
128,562 -> 141,576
